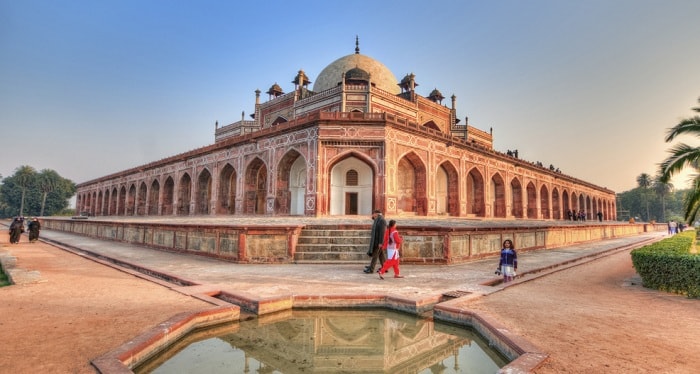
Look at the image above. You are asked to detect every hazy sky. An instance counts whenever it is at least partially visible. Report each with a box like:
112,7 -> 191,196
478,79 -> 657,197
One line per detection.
2,0 -> 700,193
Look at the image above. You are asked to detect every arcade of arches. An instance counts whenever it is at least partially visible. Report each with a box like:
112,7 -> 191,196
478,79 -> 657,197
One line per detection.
77,133 -> 615,221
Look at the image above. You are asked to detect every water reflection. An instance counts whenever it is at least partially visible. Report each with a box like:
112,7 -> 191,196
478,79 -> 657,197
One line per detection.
137,309 -> 507,373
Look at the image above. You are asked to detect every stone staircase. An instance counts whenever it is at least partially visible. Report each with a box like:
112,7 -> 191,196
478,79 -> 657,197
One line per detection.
294,227 -> 370,263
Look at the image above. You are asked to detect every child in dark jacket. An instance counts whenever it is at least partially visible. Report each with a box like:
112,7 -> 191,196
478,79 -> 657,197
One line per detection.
497,239 -> 517,282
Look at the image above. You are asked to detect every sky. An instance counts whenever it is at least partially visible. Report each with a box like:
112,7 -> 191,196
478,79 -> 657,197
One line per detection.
2,0 -> 700,194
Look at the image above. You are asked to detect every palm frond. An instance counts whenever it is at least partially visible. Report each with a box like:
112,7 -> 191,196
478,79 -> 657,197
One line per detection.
664,117 -> 700,142
659,143 -> 700,180
684,179 -> 700,221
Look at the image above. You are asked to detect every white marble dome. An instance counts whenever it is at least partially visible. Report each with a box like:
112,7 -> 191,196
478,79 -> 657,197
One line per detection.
313,53 -> 400,95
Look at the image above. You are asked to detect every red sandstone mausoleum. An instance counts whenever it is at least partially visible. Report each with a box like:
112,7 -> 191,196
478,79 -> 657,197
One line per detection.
75,39 -> 616,221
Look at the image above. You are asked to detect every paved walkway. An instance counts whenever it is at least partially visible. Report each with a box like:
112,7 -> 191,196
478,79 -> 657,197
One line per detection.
33,224 -> 666,309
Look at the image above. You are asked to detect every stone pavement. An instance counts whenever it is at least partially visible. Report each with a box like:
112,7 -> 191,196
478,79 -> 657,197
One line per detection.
34,223 -> 666,312
1,221 -> 667,373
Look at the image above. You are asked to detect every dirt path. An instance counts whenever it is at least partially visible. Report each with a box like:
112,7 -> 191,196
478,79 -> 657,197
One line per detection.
468,249 -> 700,373
0,235 -> 213,373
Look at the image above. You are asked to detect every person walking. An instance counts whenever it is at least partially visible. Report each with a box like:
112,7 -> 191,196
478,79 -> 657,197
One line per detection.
28,218 -> 41,242
9,217 -> 23,244
364,209 -> 387,274
378,220 -> 403,279
497,239 -> 518,283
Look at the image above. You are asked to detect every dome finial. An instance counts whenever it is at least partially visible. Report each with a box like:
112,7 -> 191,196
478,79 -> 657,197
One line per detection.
355,35 -> 360,54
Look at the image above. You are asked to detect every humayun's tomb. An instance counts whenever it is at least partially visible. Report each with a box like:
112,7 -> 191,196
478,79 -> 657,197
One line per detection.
74,39 -> 616,221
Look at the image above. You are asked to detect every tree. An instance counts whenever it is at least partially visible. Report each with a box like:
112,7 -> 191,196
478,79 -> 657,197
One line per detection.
636,173 -> 652,221
37,169 -> 60,216
14,165 -> 36,216
0,167 -> 76,217
653,175 -> 673,222
660,96 -> 700,221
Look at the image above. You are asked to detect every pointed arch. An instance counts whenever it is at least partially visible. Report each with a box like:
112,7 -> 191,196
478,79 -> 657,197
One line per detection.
162,177 -> 174,215
491,172 -> 506,218
585,195 -> 592,220
109,187 -> 118,215
196,168 -> 212,215
277,150 -> 307,215
436,161 -> 458,216
244,157 -> 268,214
552,187 -> 561,219
329,155 -> 374,215
118,186 -> 127,215
526,182 -> 537,219
540,184 -> 550,219
148,179 -> 160,215
96,191 -> 103,216
137,182 -> 147,215
218,163 -> 237,215
271,116 -> 288,126
127,184 -> 137,216
467,167 -> 485,217
510,177 -> 524,218
562,190 -> 570,219
178,173 -> 192,215
422,120 -> 440,131
90,191 -> 97,216
397,151 -> 427,215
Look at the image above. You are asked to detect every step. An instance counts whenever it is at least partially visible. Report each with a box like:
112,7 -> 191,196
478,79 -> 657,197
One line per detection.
295,244 -> 368,253
294,251 -> 368,262
297,236 -> 369,245
299,229 -> 369,237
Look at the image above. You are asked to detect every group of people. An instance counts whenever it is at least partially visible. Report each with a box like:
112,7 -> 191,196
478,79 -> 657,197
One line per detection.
8,216 -> 41,244
566,209 -> 587,221
363,210 -> 404,279
667,220 -> 685,235
362,209 -> 519,283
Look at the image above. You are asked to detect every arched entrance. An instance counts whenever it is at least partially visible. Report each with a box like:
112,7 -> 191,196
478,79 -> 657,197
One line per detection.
467,168 -> 485,217
397,152 -> 427,215
244,158 -> 268,215
436,162 -> 458,216
540,185 -> 550,219
552,188 -> 561,219
510,177 -> 523,218
491,173 -> 506,218
148,180 -> 160,215
196,169 -> 212,215
162,177 -> 174,215
526,182 -> 537,219
178,173 -> 192,215
218,163 -> 237,215
96,191 -> 103,216
329,156 -> 373,215
109,187 -> 118,215
118,186 -> 127,215
127,184 -> 136,216
137,182 -> 147,215
277,150 -> 307,215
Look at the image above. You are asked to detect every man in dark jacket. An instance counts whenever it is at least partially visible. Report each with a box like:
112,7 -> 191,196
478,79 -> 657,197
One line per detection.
28,218 -> 41,242
9,217 -> 23,244
364,209 -> 387,273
